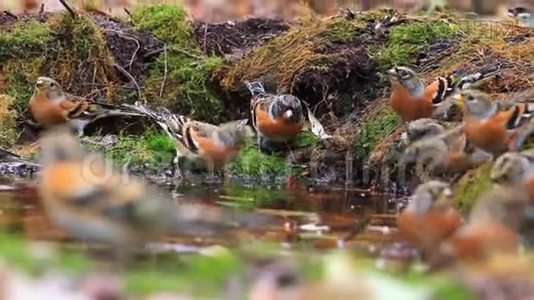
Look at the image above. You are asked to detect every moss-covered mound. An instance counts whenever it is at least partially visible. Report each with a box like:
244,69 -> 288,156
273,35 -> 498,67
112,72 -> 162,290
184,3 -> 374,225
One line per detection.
1,13 -> 117,113
218,10 -> 386,112
0,4 -> 533,188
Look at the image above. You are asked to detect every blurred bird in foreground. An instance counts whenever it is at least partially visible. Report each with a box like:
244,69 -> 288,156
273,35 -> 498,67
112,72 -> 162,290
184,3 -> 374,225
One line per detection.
38,127 -> 275,251
404,118 -> 446,143
455,89 -> 534,154
508,6 -> 534,27
127,102 -> 253,176
29,77 -> 142,136
397,181 -> 463,256
402,125 -> 492,177
38,127 -> 173,248
246,81 -> 304,152
247,254 -> 430,300
440,187 -> 528,262
387,66 -> 499,123
491,150 -> 534,199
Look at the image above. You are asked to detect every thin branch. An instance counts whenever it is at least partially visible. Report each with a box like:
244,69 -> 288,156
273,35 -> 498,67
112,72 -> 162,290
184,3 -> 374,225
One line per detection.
203,23 -> 209,53
159,44 -> 168,98
114,64 -> 141,100
3,11 -> 18,19
59,0 -> 77,18
143,48 -> 165,59
124,8 -> 133,20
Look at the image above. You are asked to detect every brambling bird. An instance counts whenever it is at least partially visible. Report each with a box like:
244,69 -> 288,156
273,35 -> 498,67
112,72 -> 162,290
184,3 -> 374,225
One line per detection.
29,77 -> 142,136
405,118 -> 446,143
508,6 -> 534,27
38,127 -> 273,247
441,187 -> 528,262
388,66 -> 499,122
397,181 -> 463,255
455,89 -> 534,154
491,150 -> 534,199
246,81 -> 304,151
37,126 -> 174,248
128,103 -> 253,175
403,125 -> 492,176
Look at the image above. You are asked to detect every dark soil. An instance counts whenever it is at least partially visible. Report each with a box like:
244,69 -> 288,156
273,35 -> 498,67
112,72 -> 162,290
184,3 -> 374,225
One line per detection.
193,17 -> 290,60
90,13 -> 163,87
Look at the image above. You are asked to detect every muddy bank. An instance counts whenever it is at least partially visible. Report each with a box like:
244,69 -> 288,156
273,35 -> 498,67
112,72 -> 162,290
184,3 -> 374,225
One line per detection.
0,5 -> 532,190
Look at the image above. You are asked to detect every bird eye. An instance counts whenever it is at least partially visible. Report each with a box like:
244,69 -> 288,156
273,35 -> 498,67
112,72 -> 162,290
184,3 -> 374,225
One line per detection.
50,82 -> 55,87
467,95 -> 475,101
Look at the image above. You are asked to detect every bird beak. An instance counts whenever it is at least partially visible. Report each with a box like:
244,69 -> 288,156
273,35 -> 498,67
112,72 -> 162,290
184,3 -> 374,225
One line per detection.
284,110 -> 294,119
35,79 -> 44,89
454,94 -> 465,109
387,68 -> 398,78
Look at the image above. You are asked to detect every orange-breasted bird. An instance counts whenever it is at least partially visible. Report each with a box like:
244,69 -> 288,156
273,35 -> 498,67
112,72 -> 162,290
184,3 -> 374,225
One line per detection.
491,150 -> 534,199
455,89 -> 534,154
397,180 -> 463,255
388,66 -> 499,122
128,103 -> 253,175
37,126 -> 174,248
246,81 -> 304,151
29,77 -> 142,136
38,127 -> 275,248
402,125 -> 492,176
404,118 -> 446,143
440,187 -> 528,262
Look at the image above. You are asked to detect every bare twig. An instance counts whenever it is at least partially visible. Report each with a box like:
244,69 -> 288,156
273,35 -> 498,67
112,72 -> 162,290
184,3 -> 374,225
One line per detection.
159,44 -> 168,98
59,0 -> 77,18
143,48 -> 165,59
203,23 -> 209,53
114,64 -> 141,100
3,11 -> 18,19
124,8 -> 133,20
39,3 -> 45,15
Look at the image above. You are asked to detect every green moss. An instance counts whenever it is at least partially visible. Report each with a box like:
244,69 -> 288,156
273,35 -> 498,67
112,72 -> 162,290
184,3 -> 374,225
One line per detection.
433,280 -> 475,300
0,234 -> 89,273
354,107 -> 400,161
231,143 -> 295,178
132,4 -> 225,123
321,18 -> 366,43
0,20 -> 52,63
221,12 -> 368,93
296,131 -> 320,148
379,20 -> 459,70
94,129 -> 175,168
126,251 -> 241,296
1,13 -> 117,114
452,163 -> 493,213
0,95 -> 19,147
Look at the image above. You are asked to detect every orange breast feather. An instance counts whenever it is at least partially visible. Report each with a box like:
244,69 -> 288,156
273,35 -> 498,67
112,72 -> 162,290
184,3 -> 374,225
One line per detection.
30,93 -> 70,126
397,207 -> 463,251
255,106 -> 303,140
190,131 -> 237,164
390,82 -> 435,122
464,112 -> 511,153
